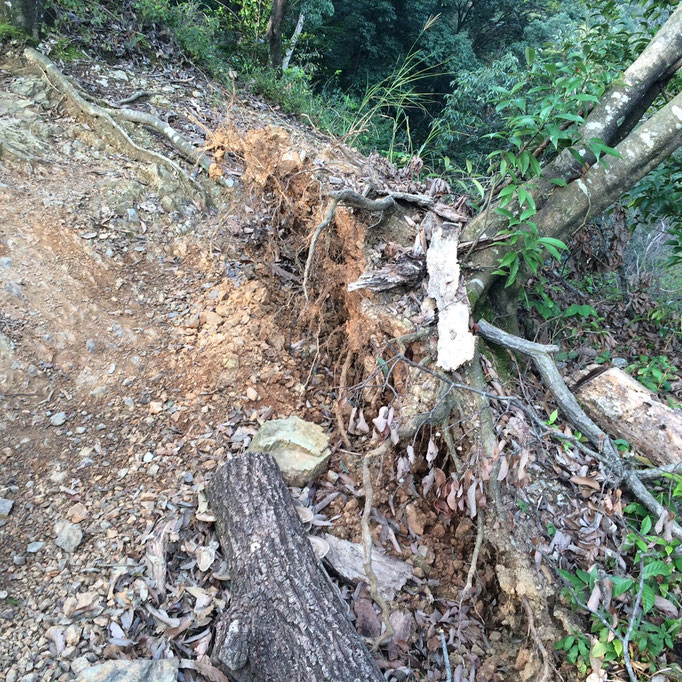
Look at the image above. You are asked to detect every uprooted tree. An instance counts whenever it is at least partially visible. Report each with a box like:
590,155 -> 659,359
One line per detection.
11,2 -> 682,678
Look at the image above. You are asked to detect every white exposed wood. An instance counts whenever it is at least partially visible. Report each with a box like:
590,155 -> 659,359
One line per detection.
426,224 -> 475,371
574,367 -> 682,466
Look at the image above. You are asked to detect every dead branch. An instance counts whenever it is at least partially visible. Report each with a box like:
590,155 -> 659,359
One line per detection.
476,319 -> 682,543
462,512 -> 485,599
24,48 -> 205,198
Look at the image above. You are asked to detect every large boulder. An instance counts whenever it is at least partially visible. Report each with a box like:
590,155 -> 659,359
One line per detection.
248,416 -> 331,486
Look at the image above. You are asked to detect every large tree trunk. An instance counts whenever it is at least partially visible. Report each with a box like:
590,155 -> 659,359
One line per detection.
267,0 -> 288,70
0,0 -> 45,38
206,451 -> 384,682
465,88 -> 682,308
574,367 -> 682,467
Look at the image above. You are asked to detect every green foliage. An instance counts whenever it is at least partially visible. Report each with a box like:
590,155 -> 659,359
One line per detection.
627,354 -> 679,393
51,36 -> 83,60
245,64 -> 321,115
0,22 -> 29,40
134,0 -> 226,65
626,154 -> 682,267
557,476 -> 682,677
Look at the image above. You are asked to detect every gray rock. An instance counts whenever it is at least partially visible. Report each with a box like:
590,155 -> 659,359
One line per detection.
13,555 -> 25,566
27,542 -> 44,553
76,660 -> 178,682
4,281 -> 25,300
0,257 -> 12,268
50,412 -> 68,427
70,658 -> 91,676
322,533 -> 413,601
85,339 -> 96,353
0,498 -> 13,518
54,520 -> 82,553
248,416 -> 331,486
612,357 -> 628,368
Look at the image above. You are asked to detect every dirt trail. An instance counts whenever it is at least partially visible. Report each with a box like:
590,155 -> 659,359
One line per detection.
0,57 -> 335,679
0,51 -> 528,682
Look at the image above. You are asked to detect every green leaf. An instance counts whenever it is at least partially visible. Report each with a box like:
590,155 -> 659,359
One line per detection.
588,137 -> 621,158
524,46 -> 536,66
642,583 -> 656,614
550,178 -> 567,187
519,208 -> 536,221
538,237 -> 568,250
643,560 -> 672,579
556,112 -> 585,123
471,177 -> 485,200
610,576 -> 634,599
529,155 -> 542,178
498,184 -> 517,198
641,515 -> 652,534
612,638 -> 623,656
591,642 -> 608,658
517,186 -> 536,211
542,243 -> 563,260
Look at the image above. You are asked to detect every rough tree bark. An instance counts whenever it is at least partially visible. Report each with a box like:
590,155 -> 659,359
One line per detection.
0,0 -> 45,38
267,0 -> 288,70
206,451 -> 383,682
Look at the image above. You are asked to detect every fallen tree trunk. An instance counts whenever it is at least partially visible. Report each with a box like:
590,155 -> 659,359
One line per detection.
573,366 -> 682,466
206,451 -> 383,682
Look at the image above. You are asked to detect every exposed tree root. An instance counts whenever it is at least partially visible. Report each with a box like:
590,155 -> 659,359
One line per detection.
303,188 -> 469,303
521,597 -> 552,682
303,189 -> 395,302
476,319 -> 682,542
361,442 -> 395,650
24,48 -> 206,199
334,349 -> 353,448
110,107 -> 234,188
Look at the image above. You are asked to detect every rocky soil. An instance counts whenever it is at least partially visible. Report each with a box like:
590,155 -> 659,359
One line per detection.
0,48 -> 504,681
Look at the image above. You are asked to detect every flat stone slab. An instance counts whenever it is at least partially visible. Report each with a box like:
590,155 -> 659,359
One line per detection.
323,533 -> 413,601
76,660 -> 178,682
248,416 -> 331,486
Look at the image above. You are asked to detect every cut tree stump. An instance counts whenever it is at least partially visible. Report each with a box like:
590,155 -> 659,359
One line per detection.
574,366 -> 682,466
206,451 -> 384,682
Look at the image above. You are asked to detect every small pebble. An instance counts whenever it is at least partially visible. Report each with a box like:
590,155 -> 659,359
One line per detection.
49,412 -> 67,427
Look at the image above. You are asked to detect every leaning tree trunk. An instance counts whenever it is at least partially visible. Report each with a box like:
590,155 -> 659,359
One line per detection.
206,451 -> 384,682
0,0 -> 45,38
462,4 -> 682,310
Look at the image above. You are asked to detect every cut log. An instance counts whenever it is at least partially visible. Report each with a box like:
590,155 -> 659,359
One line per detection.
206,451 -> 383,682
573,366 -> 682,466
